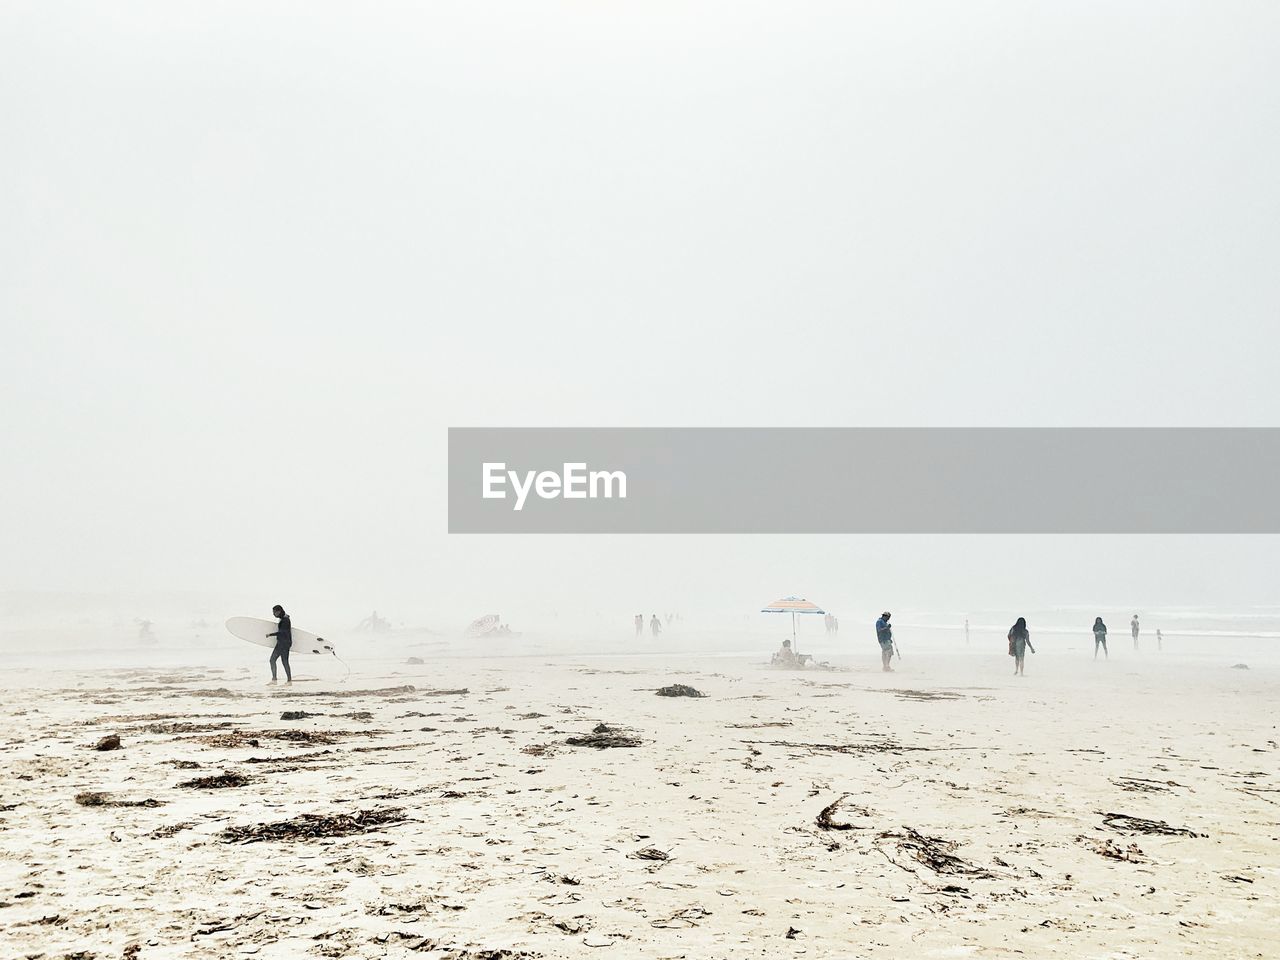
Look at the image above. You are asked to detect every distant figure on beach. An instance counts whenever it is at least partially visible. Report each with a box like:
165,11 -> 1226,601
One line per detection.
1092,617 -> 1108,659
1008,617 -> 1033,676
267,604 -> 293,685
773,638 -> 798,667
771,638 -> 814,669
875,612 -> 894,672
1156,628 -> 1163,651
964,618 -> 970,646
831,615 -> 839,636
356,610 -> 390,633
1131,614 -> 1140,651
650,614 -> 662,638
634,614 -> 643,638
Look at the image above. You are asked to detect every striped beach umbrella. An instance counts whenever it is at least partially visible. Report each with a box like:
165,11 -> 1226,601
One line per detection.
761,596 -> 826,652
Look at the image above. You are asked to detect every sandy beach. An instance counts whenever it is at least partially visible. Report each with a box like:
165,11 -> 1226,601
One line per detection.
6,0 -> 1280,956
2,644 -> 1276,959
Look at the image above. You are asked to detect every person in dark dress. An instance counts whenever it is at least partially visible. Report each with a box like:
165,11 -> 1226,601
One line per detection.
1092,617 -> 1108,660
1008,617 -> 1033,676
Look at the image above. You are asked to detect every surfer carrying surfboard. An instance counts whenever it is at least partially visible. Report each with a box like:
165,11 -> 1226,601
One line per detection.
267,604 -> 293,685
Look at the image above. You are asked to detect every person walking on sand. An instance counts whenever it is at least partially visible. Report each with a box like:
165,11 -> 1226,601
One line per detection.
267,604 -> 293,686
964,618 -> 970,646
1131,614 -> 1140,651
1092,617 -> 1108,659
1156,628 -> 1163,651
875,611 -> 894,672
1008,617 -> 1033,676
634,613 -> 643,638
650,614 -> 662,638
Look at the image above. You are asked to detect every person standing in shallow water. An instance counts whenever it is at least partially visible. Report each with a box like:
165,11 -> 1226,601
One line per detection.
1008,617 -> 1033,676
875,612 -> 894,672
634,614 -> 643,638
1131,614 -> 1140,651
1092,617 -> 1108,659
649,614 -> 662,638
267,604 -> 292,686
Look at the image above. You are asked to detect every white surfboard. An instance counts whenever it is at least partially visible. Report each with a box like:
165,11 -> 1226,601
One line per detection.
225,617 -> 336,656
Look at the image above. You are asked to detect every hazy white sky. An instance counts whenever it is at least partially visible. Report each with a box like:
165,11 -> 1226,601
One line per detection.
3,3 -> 1279,620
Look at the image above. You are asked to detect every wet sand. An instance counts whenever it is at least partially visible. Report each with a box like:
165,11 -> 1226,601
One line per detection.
1,649 -> 1276,958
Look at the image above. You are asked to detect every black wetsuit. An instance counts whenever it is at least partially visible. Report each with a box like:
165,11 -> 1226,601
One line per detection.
269,614 -> 293,681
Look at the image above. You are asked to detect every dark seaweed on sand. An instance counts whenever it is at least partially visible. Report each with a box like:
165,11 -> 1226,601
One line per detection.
656,684 -> 706,698
148,821 -> 195,839
137,721 -> 236,734
746,739 -> 916,755
887,689 -> 964,701
177,771 -> 251,789
220,807 -> 406,843
76,791 -> 163,809
199,729 -> 373,748
633,846 -> 671,861
877,827 -> 996,877
816,794 -> 870,831
284,685 -> 466,699
566,723 -> 642,749
1099,812 -> 1205,837
244,750 -> 334,764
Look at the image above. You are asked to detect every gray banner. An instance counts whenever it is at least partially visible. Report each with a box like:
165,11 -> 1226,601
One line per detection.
448,428 -> 1280,533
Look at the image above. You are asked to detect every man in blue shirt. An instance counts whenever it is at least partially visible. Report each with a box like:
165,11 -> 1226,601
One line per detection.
875,612 -> 894,673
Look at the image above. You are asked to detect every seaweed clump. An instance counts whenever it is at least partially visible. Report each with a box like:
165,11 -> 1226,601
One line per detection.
566,723 -> 642,749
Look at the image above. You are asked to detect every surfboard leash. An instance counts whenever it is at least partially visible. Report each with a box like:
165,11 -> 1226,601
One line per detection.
332,650 -> 352,682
